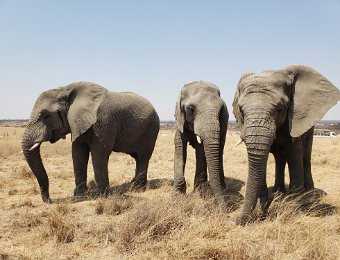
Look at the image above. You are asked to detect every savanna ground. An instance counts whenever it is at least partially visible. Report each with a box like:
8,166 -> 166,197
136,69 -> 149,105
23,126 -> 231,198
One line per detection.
0,126 -> 339,259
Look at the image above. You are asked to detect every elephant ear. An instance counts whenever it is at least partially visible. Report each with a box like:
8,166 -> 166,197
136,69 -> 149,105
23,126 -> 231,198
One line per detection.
232,88 -> 243,128
175,92 -> 184,132
60,82 -> 108,142
282,65 -> 340,138
232,71 -> 254,128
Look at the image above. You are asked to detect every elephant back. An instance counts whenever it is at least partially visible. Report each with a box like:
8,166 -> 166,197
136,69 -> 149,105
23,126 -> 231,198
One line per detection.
93,91 -> 159,151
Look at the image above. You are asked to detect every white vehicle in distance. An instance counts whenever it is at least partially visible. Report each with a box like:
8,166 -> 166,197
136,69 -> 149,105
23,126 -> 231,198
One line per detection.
314,129 -> 337,138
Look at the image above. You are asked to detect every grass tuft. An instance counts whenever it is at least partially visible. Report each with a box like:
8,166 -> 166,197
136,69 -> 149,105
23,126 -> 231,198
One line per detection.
48,211 -> 75,243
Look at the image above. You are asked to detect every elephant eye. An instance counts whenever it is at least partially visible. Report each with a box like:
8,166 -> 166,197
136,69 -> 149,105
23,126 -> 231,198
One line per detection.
239,106 -> 244,118
277,107 -> 284,114
187,105 -> 195,113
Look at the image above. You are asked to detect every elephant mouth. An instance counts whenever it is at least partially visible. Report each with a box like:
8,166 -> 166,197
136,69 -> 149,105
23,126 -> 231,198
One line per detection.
185,122 -> 194,132
26,131 -> 66,151
50,130 -> 66,144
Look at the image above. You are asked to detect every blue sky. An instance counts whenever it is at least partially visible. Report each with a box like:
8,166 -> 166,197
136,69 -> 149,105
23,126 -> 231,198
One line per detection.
1,0 -> 339,120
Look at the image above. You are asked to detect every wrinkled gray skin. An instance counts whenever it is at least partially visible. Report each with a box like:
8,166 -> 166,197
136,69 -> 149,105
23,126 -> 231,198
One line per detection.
174,81 -> 229,206
22,82 -> 160,203
233,65 -> 340,225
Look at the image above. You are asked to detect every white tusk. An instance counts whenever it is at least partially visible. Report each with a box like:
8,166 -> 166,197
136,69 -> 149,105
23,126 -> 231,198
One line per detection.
235,138 -> 244,147
29,143 -> 41,151
196,135 -> 202,144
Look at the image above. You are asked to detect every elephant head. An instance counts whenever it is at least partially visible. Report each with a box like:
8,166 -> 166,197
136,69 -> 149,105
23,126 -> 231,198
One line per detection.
232,65 -> 340,224
22,82 -> 107,202
175,81 -> 228,202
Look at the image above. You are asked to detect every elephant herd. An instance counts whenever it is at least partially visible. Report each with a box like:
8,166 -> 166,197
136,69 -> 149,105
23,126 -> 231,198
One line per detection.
22,65 -> 340,225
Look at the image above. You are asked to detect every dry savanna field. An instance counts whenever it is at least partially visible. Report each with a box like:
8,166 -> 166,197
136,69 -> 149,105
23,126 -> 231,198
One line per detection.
0,126 -> 339,259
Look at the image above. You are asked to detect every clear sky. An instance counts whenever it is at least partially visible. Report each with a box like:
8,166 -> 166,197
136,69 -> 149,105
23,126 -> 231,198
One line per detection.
1,0 -> 339,120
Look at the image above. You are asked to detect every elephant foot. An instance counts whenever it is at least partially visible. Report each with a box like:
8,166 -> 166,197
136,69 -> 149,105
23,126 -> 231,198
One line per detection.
288,185 -> 305,194
74,184 -> 88,197
236,213 -> 251,226
174,179 -> 187,194
272,185 -> 286,194
89,185 -> 109,199
171,189 -> 187,199
129,179 -> 147,192
304,183 -> 315,191
259,196 -> 272,222
194,182 -> 212,198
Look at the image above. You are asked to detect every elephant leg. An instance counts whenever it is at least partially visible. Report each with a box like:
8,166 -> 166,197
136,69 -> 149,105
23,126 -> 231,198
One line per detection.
272,151 -> 286,193
287,138 -> 304,192
219,147 -> 226,191
72,140 -> 90,196
219,115 -> 228,191
130,155 -> 149,191
90,141 -> 110,196
303,128 -> 314,190
174,130 -> 188,193
193,144 -> 207,191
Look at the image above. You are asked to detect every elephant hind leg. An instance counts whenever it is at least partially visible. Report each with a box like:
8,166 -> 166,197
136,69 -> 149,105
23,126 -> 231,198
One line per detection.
90,141 -> 110,196
130,155 -> 149,191
303,128 -> 314,190
72,140 -> 90,196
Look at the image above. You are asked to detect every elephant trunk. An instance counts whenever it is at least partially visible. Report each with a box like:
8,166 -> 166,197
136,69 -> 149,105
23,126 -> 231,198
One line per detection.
237,114 -> 276,225
22,123 -> 51,203
196,111 -> 225,206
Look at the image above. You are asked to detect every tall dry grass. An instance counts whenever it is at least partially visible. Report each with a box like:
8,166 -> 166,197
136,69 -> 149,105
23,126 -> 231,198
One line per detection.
0,127 -> 339,259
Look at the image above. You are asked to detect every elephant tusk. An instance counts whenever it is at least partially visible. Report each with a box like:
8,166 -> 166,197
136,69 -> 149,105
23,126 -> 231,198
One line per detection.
235,138 -> 244,147
196,135 -> 202,144
29,142 -> 41,151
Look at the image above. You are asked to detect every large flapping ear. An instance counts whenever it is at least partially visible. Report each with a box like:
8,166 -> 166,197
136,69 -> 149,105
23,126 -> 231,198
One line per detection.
232,87 -> 243,128
60,82 -> 108,142
232,71 -> 254,128
175,92 -> 185,132
282,65 -> 340,137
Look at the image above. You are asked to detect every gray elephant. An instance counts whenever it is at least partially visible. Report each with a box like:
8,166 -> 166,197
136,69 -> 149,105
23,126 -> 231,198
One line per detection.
22,82 -> 160,203
232,65 -> 340,225
174,81 -> 229,205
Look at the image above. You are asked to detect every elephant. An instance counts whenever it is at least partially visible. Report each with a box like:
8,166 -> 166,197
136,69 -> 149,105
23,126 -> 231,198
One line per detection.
22,81 -> 160,203
174,81 -> 229,205
232,65 -> 340,225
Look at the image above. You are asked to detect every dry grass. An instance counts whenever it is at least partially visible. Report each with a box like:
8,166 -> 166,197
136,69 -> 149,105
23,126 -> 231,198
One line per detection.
0,126 -> 339,259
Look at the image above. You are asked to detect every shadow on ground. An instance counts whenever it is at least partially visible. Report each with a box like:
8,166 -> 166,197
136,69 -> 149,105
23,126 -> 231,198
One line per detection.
109,178 -> 174,195
192,176 -> 245,212
267,186 -> 337,218
51,177 -> 245,211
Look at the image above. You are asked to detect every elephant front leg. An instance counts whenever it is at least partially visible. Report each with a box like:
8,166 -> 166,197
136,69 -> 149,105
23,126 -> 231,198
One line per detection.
287,139 -> 305,193
272,151 -> 287,194
174,130 -> 188,193
72,140 -> 90,197
193,144 -> 207,191
90,144 -> 110,197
